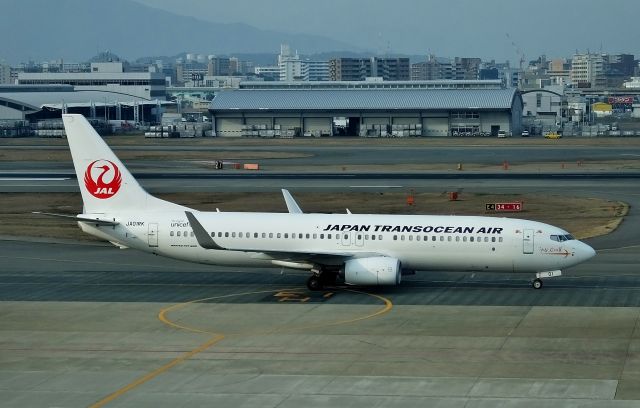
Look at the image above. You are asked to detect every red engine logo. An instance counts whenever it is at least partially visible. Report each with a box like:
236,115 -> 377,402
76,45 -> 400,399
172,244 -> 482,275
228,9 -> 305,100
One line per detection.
84,160 -> 122,199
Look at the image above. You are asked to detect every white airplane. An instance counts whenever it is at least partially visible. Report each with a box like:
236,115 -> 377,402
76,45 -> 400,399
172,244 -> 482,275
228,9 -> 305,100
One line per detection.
48,114 -> 596,290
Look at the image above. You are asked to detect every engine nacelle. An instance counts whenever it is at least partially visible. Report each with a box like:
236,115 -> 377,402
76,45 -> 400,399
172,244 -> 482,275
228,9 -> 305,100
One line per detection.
344,257 -> 401,286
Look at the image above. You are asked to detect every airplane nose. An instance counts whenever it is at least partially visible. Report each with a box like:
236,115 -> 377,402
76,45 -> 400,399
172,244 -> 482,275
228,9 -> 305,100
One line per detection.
578,242 -> 596,262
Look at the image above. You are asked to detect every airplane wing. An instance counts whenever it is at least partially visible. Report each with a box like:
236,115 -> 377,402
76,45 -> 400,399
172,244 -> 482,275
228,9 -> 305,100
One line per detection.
281,189 -> 303,214
32,211 -> 119,226
185,211 -> 379,265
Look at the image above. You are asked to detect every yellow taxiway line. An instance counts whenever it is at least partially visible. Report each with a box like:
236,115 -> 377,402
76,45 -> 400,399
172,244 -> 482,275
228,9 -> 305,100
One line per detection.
89,287 -> 393,407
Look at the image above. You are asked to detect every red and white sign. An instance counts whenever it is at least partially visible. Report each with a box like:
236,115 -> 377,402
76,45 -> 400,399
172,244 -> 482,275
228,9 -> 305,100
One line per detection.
495,202 -> 522,212
608,96 -> 634,104
84,160 -> 122,199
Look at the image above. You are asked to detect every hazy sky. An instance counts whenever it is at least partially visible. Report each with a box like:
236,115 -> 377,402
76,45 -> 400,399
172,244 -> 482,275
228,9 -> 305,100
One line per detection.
134,0 -> 640,61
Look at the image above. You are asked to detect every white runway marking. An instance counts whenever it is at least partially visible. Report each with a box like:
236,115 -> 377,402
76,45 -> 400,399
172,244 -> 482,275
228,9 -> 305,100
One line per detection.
0,177 -> 69,181
349,185 -> 403,188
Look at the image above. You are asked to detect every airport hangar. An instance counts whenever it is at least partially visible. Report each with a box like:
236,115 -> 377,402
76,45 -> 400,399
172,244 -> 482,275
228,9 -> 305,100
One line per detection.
0,85 -> 170,123
208,84 -> 523,137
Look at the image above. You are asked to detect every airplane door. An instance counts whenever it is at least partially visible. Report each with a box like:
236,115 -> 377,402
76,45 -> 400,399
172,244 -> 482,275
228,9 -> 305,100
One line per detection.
355,232 -> 364,247
523,229 -> 534,254
148,223 -> 158,247
341,231 -> 352,246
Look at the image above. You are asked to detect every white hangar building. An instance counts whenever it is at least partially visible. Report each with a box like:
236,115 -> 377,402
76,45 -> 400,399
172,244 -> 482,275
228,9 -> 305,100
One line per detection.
208,86 -> 523,137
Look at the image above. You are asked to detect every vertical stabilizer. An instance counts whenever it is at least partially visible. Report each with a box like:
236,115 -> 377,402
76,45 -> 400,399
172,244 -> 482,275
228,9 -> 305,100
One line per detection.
62,114 -> 182,213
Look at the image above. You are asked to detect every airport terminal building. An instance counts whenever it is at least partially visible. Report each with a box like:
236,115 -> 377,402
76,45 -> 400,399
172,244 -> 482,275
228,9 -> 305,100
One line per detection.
208,82 -> 523,137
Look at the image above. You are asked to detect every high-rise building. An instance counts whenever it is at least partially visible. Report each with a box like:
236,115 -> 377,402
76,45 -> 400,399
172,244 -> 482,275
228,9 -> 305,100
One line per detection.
207,56 -> 231,76
571,53 -> 606,88
547,59 -> 571,86
330,57 -> 409,81
305,60 -> 329,81
0,63 -> 11,84
412,56 -> 454,80
329,58 -> 372,81
454,57 -> 481,80
278,45 -> 305,81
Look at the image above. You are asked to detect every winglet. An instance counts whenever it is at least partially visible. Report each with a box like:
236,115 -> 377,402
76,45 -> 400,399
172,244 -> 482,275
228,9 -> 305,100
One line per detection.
185,211 -> 225,250
281,189 -> 303,214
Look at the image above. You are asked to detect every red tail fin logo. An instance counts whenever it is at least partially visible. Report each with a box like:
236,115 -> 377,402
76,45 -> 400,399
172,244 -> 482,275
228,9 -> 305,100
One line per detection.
84,160 -> 122,199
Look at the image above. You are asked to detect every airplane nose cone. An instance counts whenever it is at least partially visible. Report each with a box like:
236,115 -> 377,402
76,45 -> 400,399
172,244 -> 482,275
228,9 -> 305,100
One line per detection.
578,242 -> 596,262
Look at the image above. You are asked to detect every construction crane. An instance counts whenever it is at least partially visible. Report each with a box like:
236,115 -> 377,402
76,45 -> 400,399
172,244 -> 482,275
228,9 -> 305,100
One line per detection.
506,33 -> 525,88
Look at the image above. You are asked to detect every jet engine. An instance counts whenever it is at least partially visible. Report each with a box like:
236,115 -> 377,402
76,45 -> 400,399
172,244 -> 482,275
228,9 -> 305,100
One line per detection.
343,257 -> 401,286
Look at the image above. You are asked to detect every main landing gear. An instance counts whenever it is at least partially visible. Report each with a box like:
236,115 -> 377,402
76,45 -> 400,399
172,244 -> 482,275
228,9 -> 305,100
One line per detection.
306,267 -> 339,291
307,275 -> 323,291
531,270 -> 562,290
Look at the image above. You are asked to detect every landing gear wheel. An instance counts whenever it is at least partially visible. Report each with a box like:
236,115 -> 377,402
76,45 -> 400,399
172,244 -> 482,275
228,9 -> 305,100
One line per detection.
322,271 -> 338,285
307,275 -> 323,291
532,278 -> 543,290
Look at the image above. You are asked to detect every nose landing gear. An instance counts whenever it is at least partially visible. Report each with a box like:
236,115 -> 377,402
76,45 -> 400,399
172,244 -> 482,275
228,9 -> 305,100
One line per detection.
532,278 -> 543,290
531,270 -> 562,289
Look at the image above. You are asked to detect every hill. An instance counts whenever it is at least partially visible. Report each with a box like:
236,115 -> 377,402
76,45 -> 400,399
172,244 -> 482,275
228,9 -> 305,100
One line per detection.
0,0 -> 358,63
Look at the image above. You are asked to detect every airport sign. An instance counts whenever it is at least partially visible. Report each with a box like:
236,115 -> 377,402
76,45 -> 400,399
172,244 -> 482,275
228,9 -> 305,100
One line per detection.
486,202 -> 522,212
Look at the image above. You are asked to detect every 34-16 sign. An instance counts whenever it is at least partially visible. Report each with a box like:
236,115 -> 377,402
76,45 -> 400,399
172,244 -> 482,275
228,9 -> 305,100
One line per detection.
486,202 -> 522,212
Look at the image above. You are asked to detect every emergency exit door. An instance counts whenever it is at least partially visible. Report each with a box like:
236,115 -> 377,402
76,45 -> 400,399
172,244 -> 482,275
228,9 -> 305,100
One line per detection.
148,223 -> 158,247
523,229 -> 534,254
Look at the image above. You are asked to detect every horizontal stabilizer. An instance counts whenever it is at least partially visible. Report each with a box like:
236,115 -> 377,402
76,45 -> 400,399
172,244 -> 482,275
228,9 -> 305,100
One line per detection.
32,211 -> 119,226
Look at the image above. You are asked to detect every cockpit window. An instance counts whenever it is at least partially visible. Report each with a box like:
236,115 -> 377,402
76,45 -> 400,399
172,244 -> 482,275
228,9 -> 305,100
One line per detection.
550,234 -> 575,242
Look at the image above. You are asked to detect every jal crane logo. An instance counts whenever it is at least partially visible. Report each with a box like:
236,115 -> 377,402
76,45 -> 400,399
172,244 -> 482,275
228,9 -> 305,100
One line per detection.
84,160 -> 122,199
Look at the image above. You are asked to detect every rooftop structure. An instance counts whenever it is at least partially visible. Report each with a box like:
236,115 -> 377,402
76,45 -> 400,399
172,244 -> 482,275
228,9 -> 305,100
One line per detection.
208,87 -> 522,137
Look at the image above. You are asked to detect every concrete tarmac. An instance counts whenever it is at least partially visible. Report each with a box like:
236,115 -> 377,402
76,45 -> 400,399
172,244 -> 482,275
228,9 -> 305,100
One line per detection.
2,238 -> 640,407
1,140 -> 640,406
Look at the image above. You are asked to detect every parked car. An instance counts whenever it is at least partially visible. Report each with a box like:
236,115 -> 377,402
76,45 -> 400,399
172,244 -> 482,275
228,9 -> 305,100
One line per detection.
521,130 -> 529,137
544,132 -> 562,139
497,130 -> 508,138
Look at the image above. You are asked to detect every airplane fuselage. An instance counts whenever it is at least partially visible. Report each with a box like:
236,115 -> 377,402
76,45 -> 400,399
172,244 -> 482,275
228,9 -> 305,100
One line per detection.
80,211 -> 594,274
